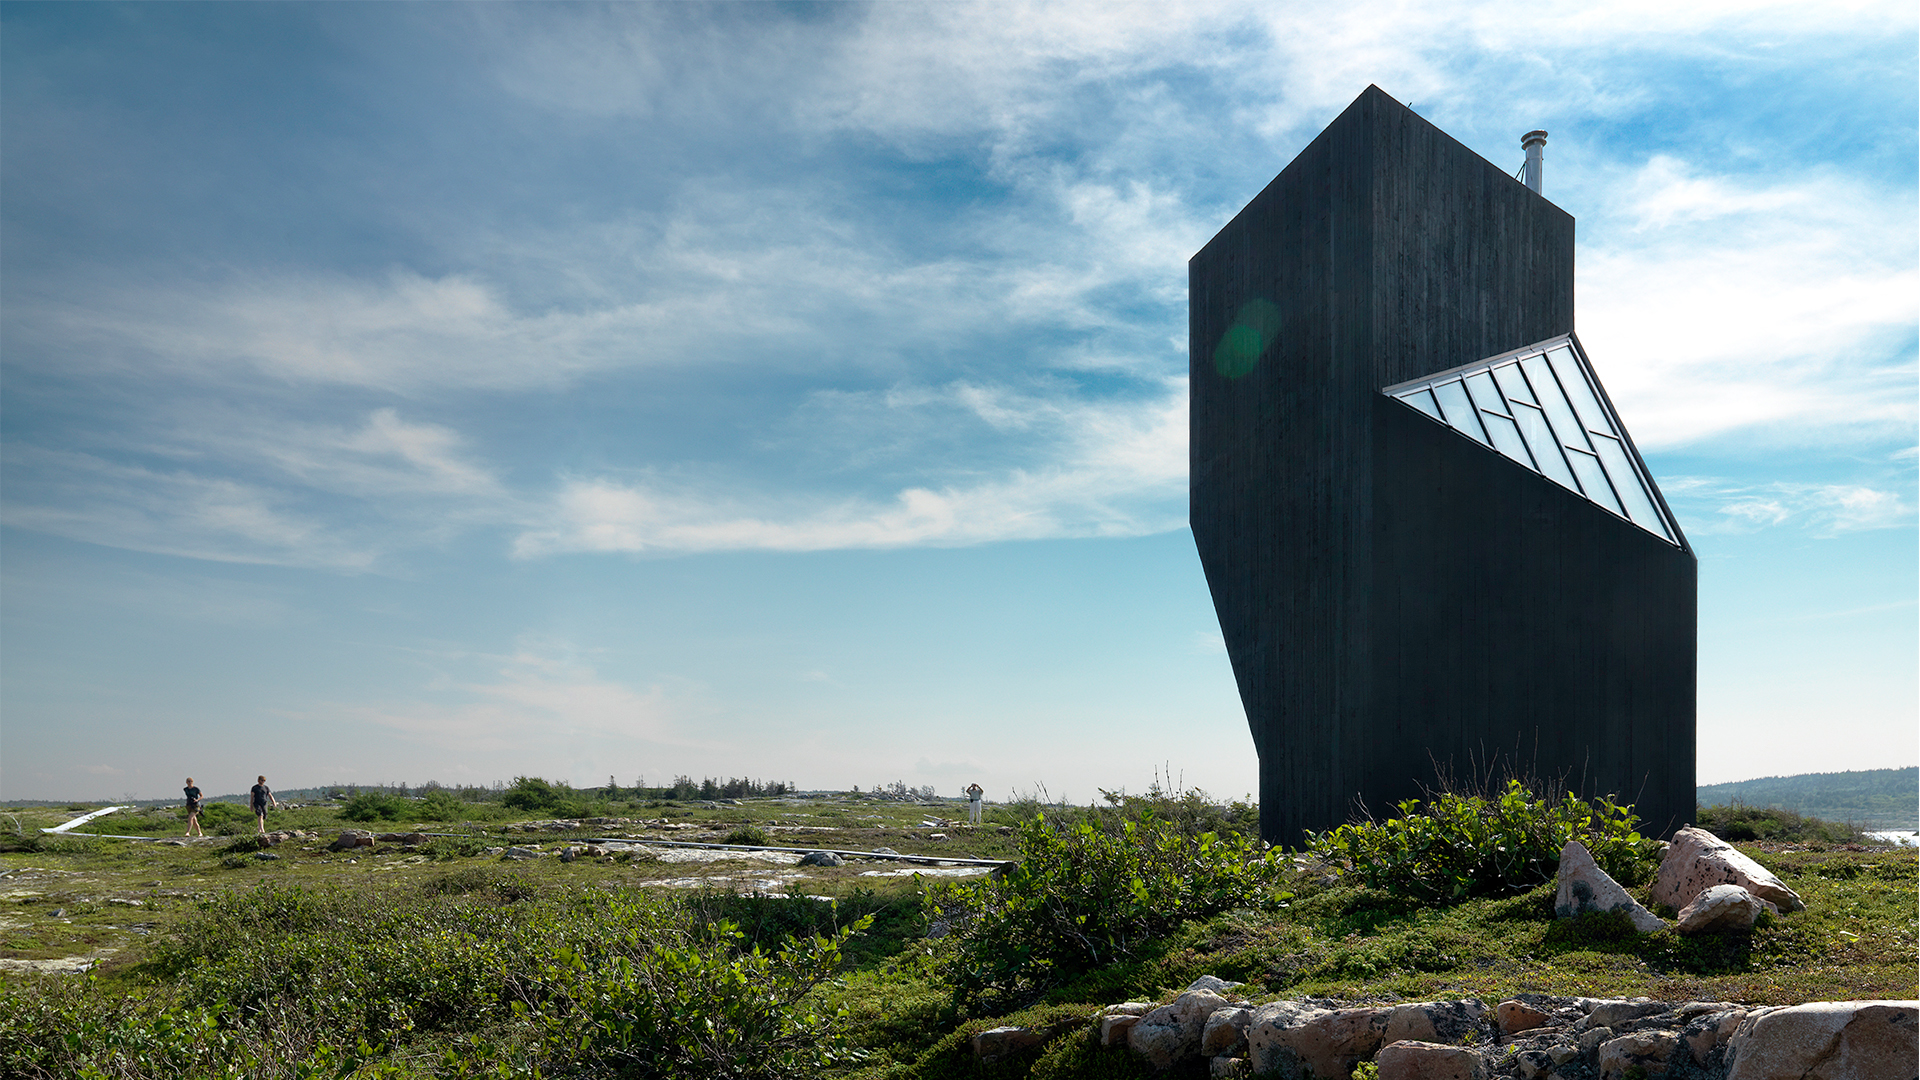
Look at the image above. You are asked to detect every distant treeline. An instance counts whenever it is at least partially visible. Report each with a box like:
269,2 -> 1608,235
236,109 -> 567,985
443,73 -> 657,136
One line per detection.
316,776 -> 799,803
0,775 -> 798,810
1698,767 -> 1918,830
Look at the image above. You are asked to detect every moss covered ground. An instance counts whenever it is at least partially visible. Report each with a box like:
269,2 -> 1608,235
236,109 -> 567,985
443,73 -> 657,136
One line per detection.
0,796 -> 1913,1079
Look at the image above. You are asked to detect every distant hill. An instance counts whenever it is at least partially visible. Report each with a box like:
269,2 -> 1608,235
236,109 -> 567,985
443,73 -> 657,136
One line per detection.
1698,768 -> 1917,830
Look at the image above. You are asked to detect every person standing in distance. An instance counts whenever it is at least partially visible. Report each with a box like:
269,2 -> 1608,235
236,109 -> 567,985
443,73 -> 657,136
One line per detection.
250,775 -> 278,837
183,777 -> 204,837
965,782 -> 984,826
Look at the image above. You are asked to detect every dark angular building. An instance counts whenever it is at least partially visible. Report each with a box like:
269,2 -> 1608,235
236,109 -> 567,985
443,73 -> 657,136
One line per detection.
1190,87 -> 1695,845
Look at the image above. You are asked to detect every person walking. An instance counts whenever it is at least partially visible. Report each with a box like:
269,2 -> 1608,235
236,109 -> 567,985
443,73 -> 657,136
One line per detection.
250,775 -> 278,836
183,777 -> 204,837
965,782 -> 984,826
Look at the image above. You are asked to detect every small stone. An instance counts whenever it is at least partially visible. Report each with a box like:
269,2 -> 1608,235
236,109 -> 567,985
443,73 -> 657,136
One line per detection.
1498,1000 -> 1552,1036
1384,1000 -> 1485,1044
502,846 -> 540,860
1129,989 -> 1229,1068
1653,827 -> 1805,913
1250,1006 -> 1385,1080
1101,1014 -> 1142,1047
1675,883 -> 1768,934
1584,1000 -> 1669,1030
253,851 -> 279,861
1245,1000 -> 1334,1075
1516,1048 -> 1555,1079
798,850 -> 845,867
1579,1026 -> 1614,1054
1201,1007 -> 1253,1056
1184,975 -> 1246,995
1556,842 -> 1666,932
1376,1040 -> 1486,1080
1547,1043 -> 1579,1065
1597,1031 -> 1677,1080
972,1025 -> 1045,1060
1100,1002 -> 1155,1017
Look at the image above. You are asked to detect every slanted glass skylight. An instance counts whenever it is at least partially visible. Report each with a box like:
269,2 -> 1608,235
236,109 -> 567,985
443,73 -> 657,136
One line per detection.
1384,336 -> 1679,545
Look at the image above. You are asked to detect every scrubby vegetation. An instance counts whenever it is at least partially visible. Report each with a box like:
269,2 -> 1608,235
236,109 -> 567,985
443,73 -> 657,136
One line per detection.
925,812 -> 1290,1008
0,782 -> 1912,1079
1307,781 -> 1658,902
1694,802 -> 1868,844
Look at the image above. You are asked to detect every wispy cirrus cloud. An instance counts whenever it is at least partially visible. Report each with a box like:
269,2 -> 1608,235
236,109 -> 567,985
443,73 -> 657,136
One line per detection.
2,409 -> 510,569
1665,475 -> 1915,537
342,640 -> 699,754
514,378 -> 1187,556
1577,157 -> 1917,452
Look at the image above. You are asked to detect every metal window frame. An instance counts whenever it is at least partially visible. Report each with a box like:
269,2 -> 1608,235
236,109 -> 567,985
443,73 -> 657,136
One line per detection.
1381,333 -> 1688,551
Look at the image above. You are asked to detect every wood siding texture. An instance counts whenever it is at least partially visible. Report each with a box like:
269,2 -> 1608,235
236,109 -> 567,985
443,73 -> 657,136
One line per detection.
1190,86 -> 1696,845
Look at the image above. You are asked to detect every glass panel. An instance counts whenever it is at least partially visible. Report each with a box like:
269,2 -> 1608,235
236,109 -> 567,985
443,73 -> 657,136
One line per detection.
1399,388 -> 1442,420
1564,448 -> 1623,516
1589,434 -> 1671,539
1522,354 -> 1592,454
1548,347 -> 1612,435
1465,370 -> 1507,415
1512,402 -> 1580,493
1431,380 -> 1488,445
1479,411 -> 1533,468
1492,361 -> 1536,406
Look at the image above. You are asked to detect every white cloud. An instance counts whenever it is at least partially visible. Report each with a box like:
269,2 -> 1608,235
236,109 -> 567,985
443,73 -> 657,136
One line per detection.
3,409 -> 513,569
1665,476 -> 1915,536
347,643 -> 695,753
1,447 -> 378,570
1574,156 -> 1916,452
515,378 -> 1186,555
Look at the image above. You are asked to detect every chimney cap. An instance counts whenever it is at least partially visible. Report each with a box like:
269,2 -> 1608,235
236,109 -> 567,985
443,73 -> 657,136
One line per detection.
1521,130 -> 1549,148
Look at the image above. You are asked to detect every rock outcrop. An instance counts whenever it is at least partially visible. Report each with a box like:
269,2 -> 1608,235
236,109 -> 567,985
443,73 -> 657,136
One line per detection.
1655,827 -> 1805,913
1555,841 -> 1667,932
1724,1000 -> 1918,1080
1078,978 -> 1915,1080
1675,883 -> 1772,934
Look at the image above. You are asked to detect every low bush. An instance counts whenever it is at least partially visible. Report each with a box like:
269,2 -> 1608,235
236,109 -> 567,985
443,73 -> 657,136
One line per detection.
0,880 -> 873,1079
723,823 -> 772,847
414,788 -> 469,822
1695,803 -> 1863,844
338,791 -> 410,822
1306,780 -> 1658,903
923,814 -> 1292,1007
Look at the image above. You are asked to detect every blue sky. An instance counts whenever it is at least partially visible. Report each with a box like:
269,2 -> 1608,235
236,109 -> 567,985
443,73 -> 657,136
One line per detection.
2,2 -> 1914,803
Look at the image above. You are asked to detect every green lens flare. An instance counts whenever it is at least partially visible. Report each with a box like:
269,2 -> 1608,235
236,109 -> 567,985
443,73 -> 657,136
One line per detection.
1212,299 -> 1281,379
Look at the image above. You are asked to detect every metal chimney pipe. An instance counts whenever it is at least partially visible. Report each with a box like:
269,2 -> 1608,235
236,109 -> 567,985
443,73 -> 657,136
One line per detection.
1521,130 -> 1548,194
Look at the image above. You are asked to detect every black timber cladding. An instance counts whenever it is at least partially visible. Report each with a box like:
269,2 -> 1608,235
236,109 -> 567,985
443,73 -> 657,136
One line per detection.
1190,86 -> 1696,844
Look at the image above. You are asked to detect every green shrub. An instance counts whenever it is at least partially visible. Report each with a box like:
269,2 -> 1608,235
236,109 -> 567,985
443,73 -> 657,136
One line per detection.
923,815 -> 1291,1006
415,788 -> 468,822
1695,803 -> 1863,844
520,912 -> 872,1079
338,791 -> 409,822
1089,784 -> 1261,840
196,802 -> 249,833
109,880 -> 872,1078
1306,780 -> 1657,904
723,824 -> 772,847
502,776 -> 566,812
